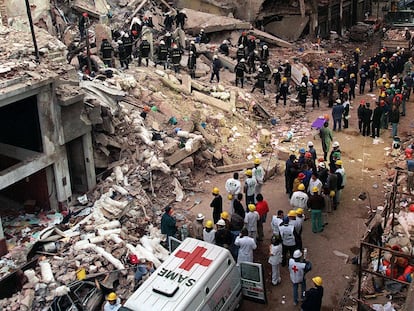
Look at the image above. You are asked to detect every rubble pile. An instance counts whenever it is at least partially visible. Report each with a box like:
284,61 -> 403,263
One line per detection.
385,29 -> 414,41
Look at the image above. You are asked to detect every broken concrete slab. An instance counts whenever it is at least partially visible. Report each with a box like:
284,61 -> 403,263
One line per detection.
264,16 -> 310,42
193,91 -> 231,113
165,139 -> 202,166
176,156 -> 194,170
214,161 -> 253,173
184,8 -> 251,35
249,28 -> 293,48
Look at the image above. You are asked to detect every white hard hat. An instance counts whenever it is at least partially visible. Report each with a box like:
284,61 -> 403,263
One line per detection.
213,55 -> 218,59
222,40 -> 227,44
258,68 -> 263,72
239,44 -> 244,48
240,58 -> 245,62
336,99 -> 341,104
216,219 -> 226,226
196,213 -> 205,220
120,31 -> 125,36
190,40 -> 195,44
333,141 -> 340,148
308,141 -> 313,147
190,51 -> 194,55
160,40 -> 165,45
285,59 -> 289,63
301,82 -> 306,87
318,162 -> 326,168
293,249 -> 303,258
339,78 -> 344,82
117,40 -> 123,45
263,45 -> 268,49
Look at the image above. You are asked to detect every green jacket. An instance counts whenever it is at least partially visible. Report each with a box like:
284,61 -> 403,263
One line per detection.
161,213 -> 177,237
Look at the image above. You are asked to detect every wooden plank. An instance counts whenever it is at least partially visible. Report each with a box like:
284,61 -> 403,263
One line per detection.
214,161 -> 253,174
165,139 -> 201,166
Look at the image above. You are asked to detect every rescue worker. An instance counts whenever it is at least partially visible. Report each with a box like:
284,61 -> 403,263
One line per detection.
143,15 -> 154,28
79,12 -> 89,41
130,17 -> 142,40
308,141 -> 317,161
284,59 -> 292,83
311,79 -> 321,108
225,172 -> 241,212
289,250 -> 312,306
371,101 -> 382,138
298,82 -> 308,109
219,40 -> 229,56
191,213 -> 204,240
235,227 -> 257,264
255,193 -> 269,241
155,40 -> 168,69
161,206 -> 177,244
271,210 -> 284,237
134,259 -> 154,288
175,9 -> 187,29
327,79 -> 334,107
307,172 -> 322,195
230,208 -> 245,258
163,12 -> 174,31
268,234 -> 283,286
260,61 -> 271,83
335,160 -> 346,206
203,220 -> 216,244
244,204 -> 259,241
343,95 -> 350,129
236,44 -> 246,62
247,35 -> 256,54
252,158 -> 265,197
117,40 -> 128,69
238,31 -> 248,48
189,40 -> 197,55
362,102 -> 372,137
368,65 -> 375,92
353,47 -> 361,66
210,187 -> 223,224
277,77 -> 289,105
198,28 -> 210,44
302,276 -> 324,311
210,55 -> 222,83
215,219 -> 232,249
290,183 -> 308,210
326,62 -> 335,80
170,43 -> 182,73
234,193 -> 245,219
357,100 -> 365,133
279,216 -> 297,267
285,154 -> 298,195
260,44 -> 269,62
359,68 -> 367,94
187,51 -> 197,79
100,38 -> 114,67
121,32 -> 133,64
104,292 -> 122,311
138,37 -> 151,67
220,211 -> 231,230
251,68 -> 266,95
319,121 -> 333,161
349,73 -> 356,100
235,58 -> 248,88
247,50 -> 259,74
272,68 -> 281,92
389,104 -> 400,138
244,169 -> 256,206
332,99 -> 344,131
307,186 -> 324,233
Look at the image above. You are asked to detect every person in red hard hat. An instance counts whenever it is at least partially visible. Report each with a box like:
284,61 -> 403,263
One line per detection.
79,13 -> 89,41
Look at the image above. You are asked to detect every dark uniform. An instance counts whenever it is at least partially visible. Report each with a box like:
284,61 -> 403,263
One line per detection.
118,41 -> 128,69
251,70 -> 266,95
170,45 -> 182,73
138,39 -> 151,66
210,57 -> 222,83
122,34 -> 133,64
235,60 -> 248,88
100,38 -> 113,67
187,52 -> 197,79
156,42 -> 168,69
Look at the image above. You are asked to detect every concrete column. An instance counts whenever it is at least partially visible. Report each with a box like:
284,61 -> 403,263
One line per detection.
340,0 -> 344,36
53,145 -> 73,204
0,217 -> 6,256
82,132 -> 96,190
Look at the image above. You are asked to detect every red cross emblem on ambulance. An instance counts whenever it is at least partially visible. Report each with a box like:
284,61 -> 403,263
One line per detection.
175,246 -> 213,271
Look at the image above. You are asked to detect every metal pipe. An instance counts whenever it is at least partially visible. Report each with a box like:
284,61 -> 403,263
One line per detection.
24,0 -> 40,63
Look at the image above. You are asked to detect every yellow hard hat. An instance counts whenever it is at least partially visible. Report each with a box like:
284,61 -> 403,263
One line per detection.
254,158 -> 261,165
248,204 -> 256,212
312,276 -> 323,286
313,79 -> 318,83
282,77 -> 287,82
288,210 -> 296,217
356,48 -> 360,52
107,292 -> 117,301
330,190 -> 335,197
381,92 -> 386,97
245,169 -> 252,176
312,186 -> 319,193
350,73 -> 355,78
205,220 -> 213,229
385,83 -> 390,88
298,183 -> 305,191
221,211 -> 229,220
342,64 -> 346,69
227,194 -> 233,200
302,71 -> 306,75
335,160 -> 343,166
212,187 -> 220,194
296,208 -> 304,215
328,62 -> 333,67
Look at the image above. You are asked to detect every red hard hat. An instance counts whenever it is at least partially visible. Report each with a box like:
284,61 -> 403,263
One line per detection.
82,12 -> 88,17
298,173 -> 305,180
129,254 -> 139,264
305,152 -> 312,159
132,30 -> 138,36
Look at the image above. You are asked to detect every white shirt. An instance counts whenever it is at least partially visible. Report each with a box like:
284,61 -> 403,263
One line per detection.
244,211 -> 259,232
289,258 -> 307,283
290,191 -> 309,209
271,216 -> 283,235
235,235 -> 257,263
335,167 -> 346,187
225,177 -> 241,195
307,178 -> 323,195
268,244 -> 282,265
279,224 -> 296,246
104,298 -> 122,311
203,229 -> 216,244
244,177 -> 257,196
252,165 -> 265,184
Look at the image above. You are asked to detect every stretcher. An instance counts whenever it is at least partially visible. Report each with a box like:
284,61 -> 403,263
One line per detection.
311,116 -> 328,139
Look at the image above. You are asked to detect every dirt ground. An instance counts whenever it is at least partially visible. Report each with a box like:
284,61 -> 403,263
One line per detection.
172,80 -> 413,310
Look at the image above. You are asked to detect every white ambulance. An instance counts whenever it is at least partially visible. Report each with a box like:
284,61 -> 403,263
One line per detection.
121,238 -> 259,311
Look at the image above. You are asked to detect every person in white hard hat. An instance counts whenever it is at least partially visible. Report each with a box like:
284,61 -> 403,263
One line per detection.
191,213 -> 205,240
288,249 -> 312,306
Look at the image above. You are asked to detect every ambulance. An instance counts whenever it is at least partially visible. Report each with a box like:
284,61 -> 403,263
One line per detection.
120,238 -> 265,311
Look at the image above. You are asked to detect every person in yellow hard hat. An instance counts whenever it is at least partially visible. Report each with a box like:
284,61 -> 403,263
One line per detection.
307,186 -> 324,233
203,220 -> 216,244
312,78 -> 321,108
252,158 -> 265,198
290,183 -> 308,210
104,292 -> 122,311
335,159 -> 346,207
210,187 -> 223,224
301,276 -> 324,311
220,211 -> 231,229
245,204 -> 259,241
244,169 -> 256,206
